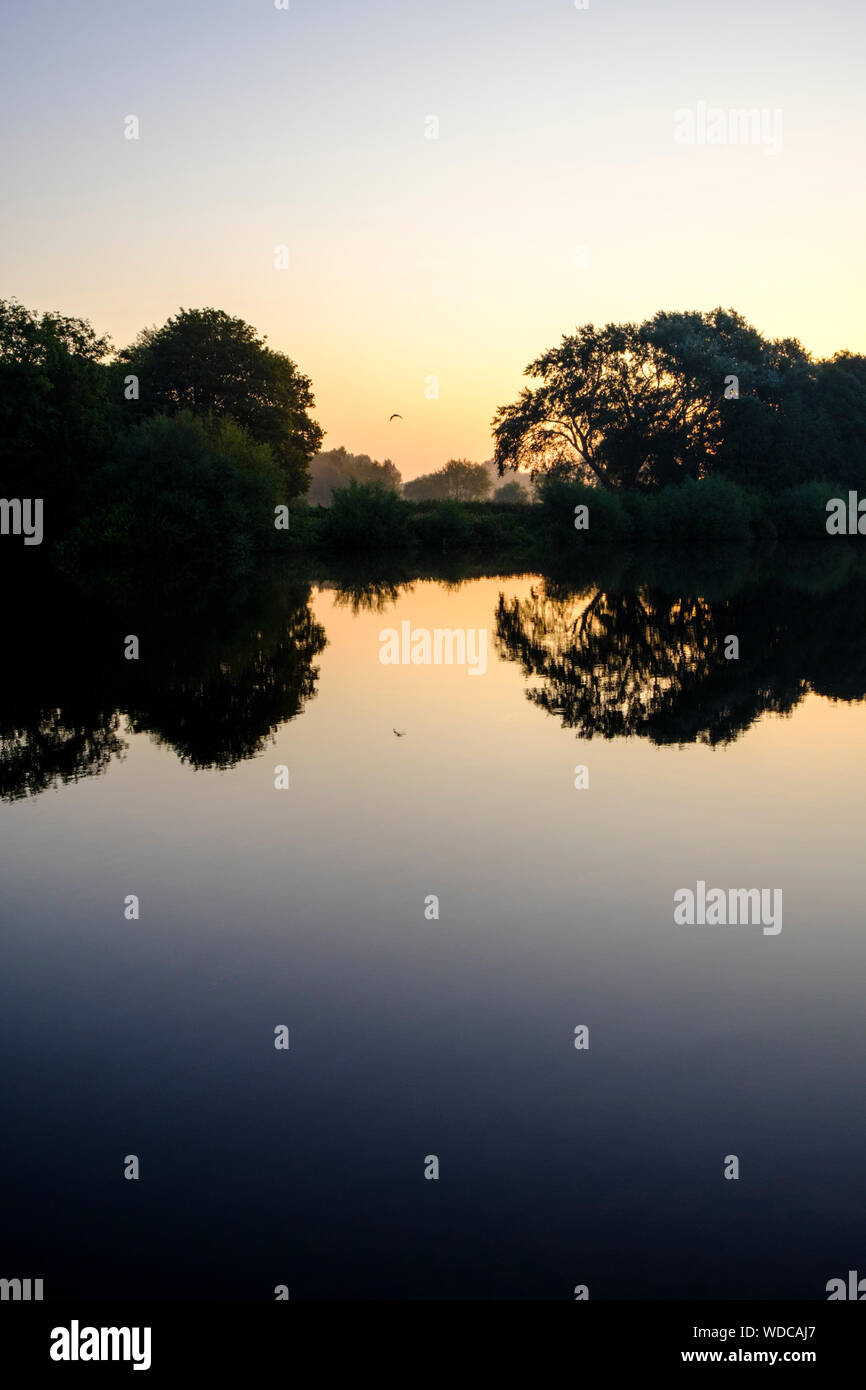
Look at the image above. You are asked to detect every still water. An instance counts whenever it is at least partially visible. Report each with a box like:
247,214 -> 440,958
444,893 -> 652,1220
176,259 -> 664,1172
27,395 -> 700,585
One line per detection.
2,562 -> 865,1299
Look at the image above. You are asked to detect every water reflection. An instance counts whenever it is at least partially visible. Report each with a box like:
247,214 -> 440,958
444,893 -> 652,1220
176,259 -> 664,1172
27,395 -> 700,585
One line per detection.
3,551 -> 866,1301
495,570 -> 866,745
0,577 -> 326,800
4,552 -> 866,801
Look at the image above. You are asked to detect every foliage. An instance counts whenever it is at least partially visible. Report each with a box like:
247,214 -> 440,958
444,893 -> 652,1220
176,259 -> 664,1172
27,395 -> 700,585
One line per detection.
57,412 -> 281,578
307,445 -> 401,505
0,297 -> 116,516
493,307 -> 866,493
118,307 -> 322,498
320,479 -> 412,553
413,498 -> 474,550
404,459 -> 492,501
495,479 -> 531,504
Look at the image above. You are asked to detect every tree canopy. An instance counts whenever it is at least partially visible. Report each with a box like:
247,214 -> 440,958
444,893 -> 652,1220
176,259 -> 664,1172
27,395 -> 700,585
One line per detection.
492,308 -> 866,492
403,459 -> 492,502
119,307 -> 322,498
0,298 -> 115,511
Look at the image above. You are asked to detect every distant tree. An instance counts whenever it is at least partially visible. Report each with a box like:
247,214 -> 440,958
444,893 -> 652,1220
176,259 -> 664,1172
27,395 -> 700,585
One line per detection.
404,459 -> 491,501
495,480 -> 531,504
119,308 -> 322,498
307,446 -> 401,505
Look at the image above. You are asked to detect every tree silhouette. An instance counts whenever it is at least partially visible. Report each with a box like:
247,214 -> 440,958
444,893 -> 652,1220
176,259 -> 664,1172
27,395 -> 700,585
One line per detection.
119,307 -> 322,499
0,581 -> 326,799
0,297 -> 115,516
495,575 -> 866,746
492,308 -> 866,492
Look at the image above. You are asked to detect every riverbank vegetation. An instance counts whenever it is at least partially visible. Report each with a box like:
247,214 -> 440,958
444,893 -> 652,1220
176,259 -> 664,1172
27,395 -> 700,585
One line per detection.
3,297 -> 864,589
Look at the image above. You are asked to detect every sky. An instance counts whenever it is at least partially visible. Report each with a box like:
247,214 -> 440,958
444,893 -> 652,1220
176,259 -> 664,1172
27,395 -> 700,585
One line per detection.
1,0 -> 864,477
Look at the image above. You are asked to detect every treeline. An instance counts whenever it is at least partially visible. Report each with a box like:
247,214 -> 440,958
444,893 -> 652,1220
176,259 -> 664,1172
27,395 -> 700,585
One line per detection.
309,450 -> 532,505
0,297 -> 532,581
492,307 -> 866,493
307,446 -> 401,505
403,459 -> 531,503
0,300 -> 321,580
7,544 -> 866,802
3,297 -> 865,580
292,473 -> 849,561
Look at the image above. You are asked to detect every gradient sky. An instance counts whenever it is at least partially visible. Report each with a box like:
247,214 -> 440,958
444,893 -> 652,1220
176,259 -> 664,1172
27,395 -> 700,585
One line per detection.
1,0 -> 864,476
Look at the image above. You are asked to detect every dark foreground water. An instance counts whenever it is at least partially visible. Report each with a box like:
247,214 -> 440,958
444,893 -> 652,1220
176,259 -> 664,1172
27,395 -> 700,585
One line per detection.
2,555 -> 866,1299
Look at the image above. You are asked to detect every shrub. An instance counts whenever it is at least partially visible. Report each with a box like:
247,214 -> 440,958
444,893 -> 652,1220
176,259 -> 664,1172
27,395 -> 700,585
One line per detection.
413,499 -> 474,551
537,476 -> 631,542
320,479 -> 411,553
57,411 -> 281,576
773,479 -> 845,539
646,476 -> 753,543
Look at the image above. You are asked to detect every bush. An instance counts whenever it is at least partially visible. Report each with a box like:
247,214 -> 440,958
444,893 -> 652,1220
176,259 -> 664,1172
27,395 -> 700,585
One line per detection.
320,479 -> 411,553
57,411 -> 281,577
413,499 -> 474,551
643,477 -> 753,543
494,481 -> 531,505
537,476 -> 631,542
772,479 -> 844,539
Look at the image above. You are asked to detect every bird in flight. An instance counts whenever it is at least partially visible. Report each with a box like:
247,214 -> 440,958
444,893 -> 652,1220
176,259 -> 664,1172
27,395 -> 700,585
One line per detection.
393,728 -> 407,737
389,413 -> 402,421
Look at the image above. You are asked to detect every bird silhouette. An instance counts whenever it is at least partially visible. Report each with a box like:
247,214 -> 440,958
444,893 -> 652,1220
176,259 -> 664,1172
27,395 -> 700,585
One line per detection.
393,728 -> 407,737
389,413 -> 402,421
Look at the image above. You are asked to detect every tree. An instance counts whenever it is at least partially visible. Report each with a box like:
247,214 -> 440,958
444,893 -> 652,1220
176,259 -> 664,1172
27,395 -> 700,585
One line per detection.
491,308 -> 858,492
495,480 -> 531,504
0,298 -> 115,514
119,308 -> 322,498
492,321 -> 683,490
404,459 -> 491,501
307,446 -> 401,505
640,309 -> 812,490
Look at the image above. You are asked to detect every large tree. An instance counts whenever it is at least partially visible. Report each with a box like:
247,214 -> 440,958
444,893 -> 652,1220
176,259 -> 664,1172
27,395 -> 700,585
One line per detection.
119,308 -> 322,498
491,308 -> 835,492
